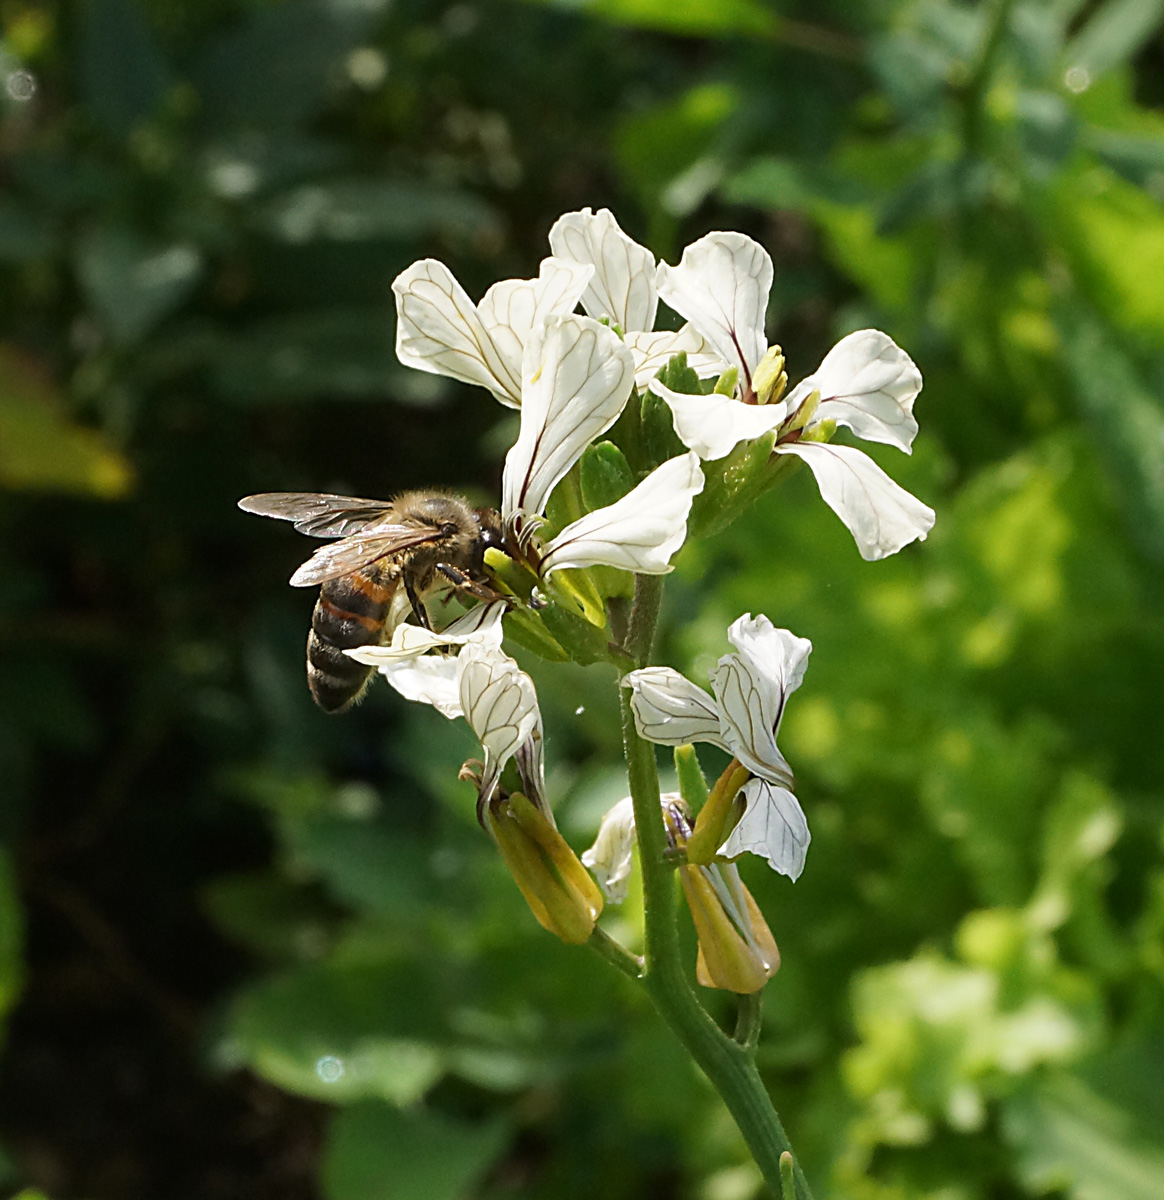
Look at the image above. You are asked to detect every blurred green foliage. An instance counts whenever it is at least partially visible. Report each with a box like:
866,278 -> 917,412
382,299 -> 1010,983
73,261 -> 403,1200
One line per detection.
2,0 -> 1164,1197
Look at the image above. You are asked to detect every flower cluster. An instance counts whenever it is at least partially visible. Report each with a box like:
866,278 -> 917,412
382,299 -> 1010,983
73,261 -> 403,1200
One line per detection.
341,208 -> 933,986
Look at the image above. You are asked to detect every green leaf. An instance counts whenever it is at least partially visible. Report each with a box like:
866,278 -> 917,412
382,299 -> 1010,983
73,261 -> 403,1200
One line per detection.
259,179 -> 497,245
0,849 -> 23,1031
322,1101 -> 506,1200
224,959 -> 446,1105
1004,1071 -> 1164,1200
1064,0 -> 1164,80
1056,305 -> 1164,559
79,0 -> 169,136
533,0 -> 775,38
202,869 -> 330,962
0,347 -> 131,497
76,226 -> 202,345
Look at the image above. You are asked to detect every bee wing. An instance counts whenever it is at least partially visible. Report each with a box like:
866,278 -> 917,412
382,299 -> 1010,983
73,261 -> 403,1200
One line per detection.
238,492 -> 397,539
288,523 -> 447,587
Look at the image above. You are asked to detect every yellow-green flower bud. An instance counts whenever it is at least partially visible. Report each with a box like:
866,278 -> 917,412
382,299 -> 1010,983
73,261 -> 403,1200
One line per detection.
680,864 -> 780,993
713,366 -> 740,397
752,345 -> 787,406
483,791 -> 604,945
687,759 -> 750,864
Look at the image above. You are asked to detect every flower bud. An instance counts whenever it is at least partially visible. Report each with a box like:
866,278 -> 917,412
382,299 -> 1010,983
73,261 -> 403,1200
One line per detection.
752,346 -> 787,406
483,791 -> 604,944
663,803 -> 779,993
687,759 -> 750,865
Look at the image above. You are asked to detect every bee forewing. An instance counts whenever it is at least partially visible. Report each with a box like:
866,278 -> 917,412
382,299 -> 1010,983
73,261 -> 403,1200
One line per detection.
238,492 -> 398,538
288,524 -> 448,587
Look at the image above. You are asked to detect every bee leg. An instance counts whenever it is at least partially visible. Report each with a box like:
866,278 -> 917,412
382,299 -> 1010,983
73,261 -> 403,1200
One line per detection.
437,563 -> 509,605
403,574 -> 432,629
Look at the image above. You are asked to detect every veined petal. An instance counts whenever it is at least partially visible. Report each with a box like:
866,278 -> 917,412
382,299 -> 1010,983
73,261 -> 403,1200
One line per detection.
459,643 -> 540,801
346,601 -> 507,664
724,614 -> 811,720
625,326 -> 725,390
548,208 -> 657,332
623,666 -> 727,749
374,655 -> 463,719
501,314 -> 635,520
710,649 -> 795,788
478,257 -> 593,372
540,452 -> 704,576
777,441 -> 936,561
649,379 -> 787,461
788,329 -> 921,452
719,778 -> 810,881
581,795 -> 637,902
393,259 -> 522,408
655,232 -> 772,385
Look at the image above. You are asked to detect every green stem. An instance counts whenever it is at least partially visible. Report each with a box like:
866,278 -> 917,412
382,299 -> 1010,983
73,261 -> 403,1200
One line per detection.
619,575 -> 814,1200
588,925 -> 644,982
735,991 -> 764,1051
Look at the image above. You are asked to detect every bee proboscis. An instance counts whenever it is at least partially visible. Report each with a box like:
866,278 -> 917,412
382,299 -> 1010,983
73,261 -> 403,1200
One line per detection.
239,490 -> 506,713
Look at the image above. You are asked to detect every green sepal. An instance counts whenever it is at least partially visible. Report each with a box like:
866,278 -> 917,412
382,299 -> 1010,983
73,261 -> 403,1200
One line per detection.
606,392 -> 644,474
674,745 -> 709,817
537,597 -> 613,665
579,441 -> 634,512
712,366 -> 739,396
689,431 -> 795,540
544,460 -> 586,532
503,606 -> 570,662
654,351 -> 702,396
640,388 -> 687,469
547,567 -> 607,628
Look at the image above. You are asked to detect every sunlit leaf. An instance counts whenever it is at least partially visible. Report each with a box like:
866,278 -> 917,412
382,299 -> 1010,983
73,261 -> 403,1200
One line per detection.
0,348 -> 131,497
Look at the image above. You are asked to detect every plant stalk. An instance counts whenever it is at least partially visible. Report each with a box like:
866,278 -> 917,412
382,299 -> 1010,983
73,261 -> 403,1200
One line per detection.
618,574 -> 814,1200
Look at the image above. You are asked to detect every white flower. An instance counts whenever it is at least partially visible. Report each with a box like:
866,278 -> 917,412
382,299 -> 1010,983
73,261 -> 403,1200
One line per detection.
539,451 -> 704,577
581,795 -> 639,902
623,613 -> 812,880
499,313 -> 704,577
548,207 -> 724,388
393,256 -> 593,408
346,603 -> 540,804
458,642 -> 540,803
651,231 -> 934,560
501,313 -> 637,522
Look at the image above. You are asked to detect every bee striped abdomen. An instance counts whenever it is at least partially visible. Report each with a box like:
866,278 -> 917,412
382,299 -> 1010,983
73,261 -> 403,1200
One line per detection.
307,566 -> 397,712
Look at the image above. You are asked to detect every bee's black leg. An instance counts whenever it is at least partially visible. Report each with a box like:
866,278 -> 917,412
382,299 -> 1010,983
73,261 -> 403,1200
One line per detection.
437,563 -> 508,605
404,574 -> 432,629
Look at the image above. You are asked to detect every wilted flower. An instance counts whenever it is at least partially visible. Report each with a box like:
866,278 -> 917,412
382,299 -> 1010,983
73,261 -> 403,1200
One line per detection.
624,613 -> 812,880
650,231 -> 935,560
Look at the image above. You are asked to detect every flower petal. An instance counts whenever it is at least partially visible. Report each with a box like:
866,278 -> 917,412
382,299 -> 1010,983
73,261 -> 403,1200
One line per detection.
655,232 -> 772,385
649,379 -> 787,461
710,647 -> 795,788
477,256 -> 593,373
624,326 -> 725,389
724,614 -> 812,720
540,452 -> 704,576
581,795 -> 637,902
458,643 -> 540,801
787,329 -> 922,452
346,601 -> 507,665
393,259 -> 522,407
374,654 -> 464,719
623,666 -> 727,749
548,208 -> 657,332
719,777 -> 810,881
501,314 -> 635,520
777,441 -> 936,561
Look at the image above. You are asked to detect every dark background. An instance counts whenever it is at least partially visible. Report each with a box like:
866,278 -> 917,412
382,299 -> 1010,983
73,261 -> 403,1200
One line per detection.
2,1 -> 1164,1197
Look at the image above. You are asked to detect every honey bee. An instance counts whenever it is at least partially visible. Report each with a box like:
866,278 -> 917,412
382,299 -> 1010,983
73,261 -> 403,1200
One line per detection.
239,491 -> 507,713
